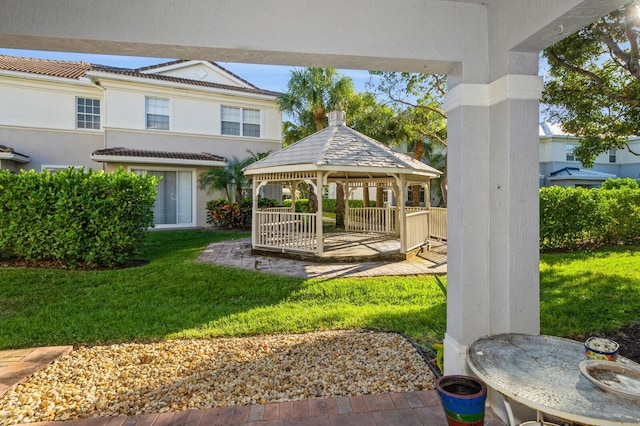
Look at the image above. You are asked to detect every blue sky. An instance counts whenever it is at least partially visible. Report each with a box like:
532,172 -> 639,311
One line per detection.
0,48 -> 373,94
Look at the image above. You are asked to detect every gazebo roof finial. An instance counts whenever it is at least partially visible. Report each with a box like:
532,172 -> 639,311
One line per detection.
328,110 -> 346,127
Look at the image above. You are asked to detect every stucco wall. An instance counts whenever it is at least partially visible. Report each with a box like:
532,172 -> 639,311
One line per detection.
99,79 -> 282,141
0,127 -> 104,171
0,75 -> 102,131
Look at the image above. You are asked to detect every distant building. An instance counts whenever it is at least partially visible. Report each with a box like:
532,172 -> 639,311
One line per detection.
0,55 -> 283,228
539,122 -> 640,188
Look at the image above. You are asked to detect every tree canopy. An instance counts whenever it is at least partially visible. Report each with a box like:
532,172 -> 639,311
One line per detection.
543,1 -> 640,167
368,71 -> 448,205
277,68 -> 355,145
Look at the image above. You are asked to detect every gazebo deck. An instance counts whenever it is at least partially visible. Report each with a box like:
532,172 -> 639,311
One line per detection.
198,235 -> 447,279
252,232 -> 407,263
252,232 -> 447,263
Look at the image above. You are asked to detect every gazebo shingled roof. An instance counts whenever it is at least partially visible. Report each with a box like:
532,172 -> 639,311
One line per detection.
244,113 -> 440,180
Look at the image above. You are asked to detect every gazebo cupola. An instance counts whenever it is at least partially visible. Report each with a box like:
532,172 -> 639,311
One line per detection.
244,111 -> 441,260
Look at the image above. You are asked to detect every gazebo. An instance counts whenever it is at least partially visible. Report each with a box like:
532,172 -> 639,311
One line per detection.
244,111 -> 441,260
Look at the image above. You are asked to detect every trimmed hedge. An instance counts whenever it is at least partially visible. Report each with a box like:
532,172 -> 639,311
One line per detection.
280,198 -> 377,213
282,199 -> 310,213
540,179 -> 640,250
322,198 -> 376,213
0,168 -> 158,267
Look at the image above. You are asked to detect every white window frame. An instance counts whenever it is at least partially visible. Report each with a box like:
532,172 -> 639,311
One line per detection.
221,105 -> 261,138
609,148 -> 617,163
145,97 -> 171,131
566,143 -> 577,162
130,166 -> 197,229
76,97 -> 101,130
406,186 -> 426,204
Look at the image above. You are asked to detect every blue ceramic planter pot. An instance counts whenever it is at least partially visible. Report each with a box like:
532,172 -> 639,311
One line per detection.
435,375 -> 488,426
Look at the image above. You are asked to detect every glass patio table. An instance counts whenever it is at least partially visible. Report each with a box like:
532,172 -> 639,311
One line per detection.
467,333 -> 640,426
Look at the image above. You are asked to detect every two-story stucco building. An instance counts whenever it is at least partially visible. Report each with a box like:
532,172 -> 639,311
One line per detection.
0,55 -> 282,228
539,122 -> 640,188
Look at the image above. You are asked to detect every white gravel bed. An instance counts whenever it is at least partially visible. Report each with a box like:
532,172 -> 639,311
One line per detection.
0,330 -> 435,424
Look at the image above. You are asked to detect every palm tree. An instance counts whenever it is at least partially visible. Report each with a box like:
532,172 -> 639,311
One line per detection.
245,149 -> 271,162
277,68 -> 355,223
199,155 -> 258,202
198,166 -> 233,201
278,68 -> 354,136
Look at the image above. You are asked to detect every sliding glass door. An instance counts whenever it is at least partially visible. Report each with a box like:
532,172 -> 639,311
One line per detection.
134,169 -> 193,227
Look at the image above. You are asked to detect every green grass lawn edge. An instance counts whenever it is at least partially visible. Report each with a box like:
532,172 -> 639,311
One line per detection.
0,229 -> 638,350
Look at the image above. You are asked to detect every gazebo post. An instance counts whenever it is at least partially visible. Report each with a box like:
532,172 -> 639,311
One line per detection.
251,178 -> 259,247
290,181 -> 298,213
316,172 -> 324,256
425,181 -> 431,242
398,177 -> 406,253
344,181 -> 351,231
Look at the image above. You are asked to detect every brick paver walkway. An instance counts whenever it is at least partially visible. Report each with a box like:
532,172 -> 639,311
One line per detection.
13,389 -> 505,425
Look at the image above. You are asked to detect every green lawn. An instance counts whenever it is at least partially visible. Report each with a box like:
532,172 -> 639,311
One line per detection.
0,229 -> 638,349
540,246 -> 640,337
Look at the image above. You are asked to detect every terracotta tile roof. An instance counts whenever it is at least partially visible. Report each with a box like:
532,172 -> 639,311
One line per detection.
92,147 -> 226,162
0,55 -> 92,79
0,55 -> 279,96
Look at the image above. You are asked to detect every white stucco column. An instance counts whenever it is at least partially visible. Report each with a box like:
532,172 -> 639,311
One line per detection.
443,73 -> 543,375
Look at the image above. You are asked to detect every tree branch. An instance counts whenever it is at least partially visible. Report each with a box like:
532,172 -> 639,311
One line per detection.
432,75 -> 447,97
546,49 -> 604,84
625,141 -> 640,156
547,48 -> 640,106
385,88 -> 448,120
624,3 -> 640,78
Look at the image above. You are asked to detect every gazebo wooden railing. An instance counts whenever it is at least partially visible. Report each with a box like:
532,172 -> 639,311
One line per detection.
255,210 -> 317,253
346,206 -> 395,234
429,207 -> 447,241
406,209 -> 430,250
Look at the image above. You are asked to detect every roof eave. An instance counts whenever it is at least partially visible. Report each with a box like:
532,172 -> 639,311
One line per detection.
91,154 -> 226,167
318,163 -> 440,175
0,69 -> 94,85
548,176 -> 612,181
245,163 -> 441,178
0,152 -> 31,163
86,71 -> 277,100
244,164 -> 319,175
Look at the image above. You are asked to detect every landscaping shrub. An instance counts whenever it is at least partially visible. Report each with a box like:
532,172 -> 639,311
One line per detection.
322,198 -> 336,213
282,199 -> 310,213
540,179 -> 640,250
206,196 -> 277,229
600,177 -> 639,190
0,167 -> 158,267
601,186 -> 640,245
322,198 -> 376,213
